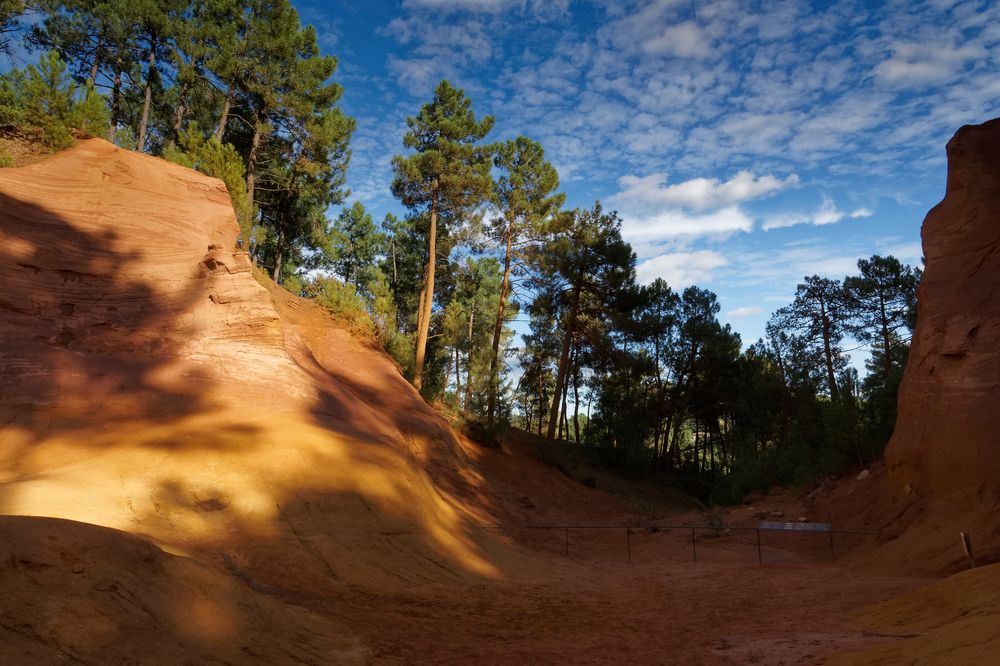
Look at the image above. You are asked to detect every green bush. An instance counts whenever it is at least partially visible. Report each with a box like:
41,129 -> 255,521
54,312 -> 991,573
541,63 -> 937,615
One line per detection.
1,51 -> 109,147
309,276 -> 375,337
0,79 -> 24,127
0,146 -> 13,167
69,84 -> 112,138
164,126 -> 254,244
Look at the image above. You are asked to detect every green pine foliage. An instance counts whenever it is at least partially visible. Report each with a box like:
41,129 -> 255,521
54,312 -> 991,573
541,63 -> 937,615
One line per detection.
2,50 -> 110,148
391,79 -> 495,392
0,74 -> 25,127
308,276 -> 375,338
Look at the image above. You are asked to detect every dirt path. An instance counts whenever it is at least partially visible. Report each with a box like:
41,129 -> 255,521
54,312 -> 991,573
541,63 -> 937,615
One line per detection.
336,543 -> 928,665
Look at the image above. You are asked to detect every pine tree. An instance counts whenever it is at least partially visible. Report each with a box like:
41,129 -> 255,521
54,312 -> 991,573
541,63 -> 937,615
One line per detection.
533,203 -> 635,444
486,136 -> 564,427
770,276 -> 849,401
30,0 -> 137,141
11,50 -> 109,147
326,201 -> 384,292
843,255 -> 920,384
1,0 -> 26,58
391,80 -> 494,392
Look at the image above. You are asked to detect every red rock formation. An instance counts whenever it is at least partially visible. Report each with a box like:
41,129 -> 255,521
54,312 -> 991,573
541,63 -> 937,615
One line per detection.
886,117 -> 1000,497
0,139 -> 501,596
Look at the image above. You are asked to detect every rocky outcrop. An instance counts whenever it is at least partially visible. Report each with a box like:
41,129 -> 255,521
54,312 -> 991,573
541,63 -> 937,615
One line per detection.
885,118 -> 1000,498
0,139 -> 498,601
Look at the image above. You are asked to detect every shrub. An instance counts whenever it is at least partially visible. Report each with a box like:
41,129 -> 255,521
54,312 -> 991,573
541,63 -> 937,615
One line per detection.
308,277 -> 375,337
164,125 -> 253,244
1,51 -> 109,147
69,84 -> 111,138
0,78 -> 24,127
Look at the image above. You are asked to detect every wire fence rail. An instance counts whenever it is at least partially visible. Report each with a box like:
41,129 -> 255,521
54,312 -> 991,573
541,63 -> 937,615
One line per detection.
485,523 -> 899,564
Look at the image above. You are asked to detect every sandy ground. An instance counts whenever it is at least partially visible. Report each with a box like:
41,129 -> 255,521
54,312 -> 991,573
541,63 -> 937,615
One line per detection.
337,559 -> 925,665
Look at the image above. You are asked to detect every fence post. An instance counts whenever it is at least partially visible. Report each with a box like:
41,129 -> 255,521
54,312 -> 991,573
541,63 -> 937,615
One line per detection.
626,528 -> 631,563
829,530 -> 835,561
691,527 -> 697,562
756,528 -> 762,564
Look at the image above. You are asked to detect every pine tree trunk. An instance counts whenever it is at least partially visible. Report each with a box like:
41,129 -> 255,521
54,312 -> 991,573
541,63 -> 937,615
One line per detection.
412,182 -> 438,392
88,38 -> 102,86
107,66 -> 122,142
464,305 -> 474,412
168,78 -> 191,149
572,345 -> 581,444
246,119 -> 262,213
271,225 -> 285,283
136,36 -> 157,152
487,228 -> 514,426
547,286 -> 581,442
454,346 -> 461,399
214,90 -> 232,142
537,376 -> 544,436
820,302 -> 840,401
879,290 -> 892,383
559,371 -> 569,441
415,259 -> 429,342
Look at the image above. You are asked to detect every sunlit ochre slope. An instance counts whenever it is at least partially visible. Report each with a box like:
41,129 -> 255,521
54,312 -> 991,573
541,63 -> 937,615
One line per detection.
0,139 -> 558,662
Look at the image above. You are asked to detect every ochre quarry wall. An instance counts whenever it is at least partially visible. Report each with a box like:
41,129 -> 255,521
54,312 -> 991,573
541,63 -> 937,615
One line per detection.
885,117 -> 1000,498
0,139 -> 515,600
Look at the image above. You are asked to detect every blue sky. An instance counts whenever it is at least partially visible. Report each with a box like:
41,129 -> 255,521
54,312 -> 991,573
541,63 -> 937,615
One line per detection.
7,1 -> 995,350
296,0 -> 999,351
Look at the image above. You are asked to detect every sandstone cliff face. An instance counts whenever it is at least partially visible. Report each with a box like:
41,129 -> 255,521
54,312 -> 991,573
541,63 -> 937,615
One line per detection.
886,118 -> 1000,498
0,139 -> 503,600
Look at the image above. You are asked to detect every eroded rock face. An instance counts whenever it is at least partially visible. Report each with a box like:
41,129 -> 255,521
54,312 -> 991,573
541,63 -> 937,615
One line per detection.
886,118 -> 1000,496
0,139 -> 491,598
0,138 -> 298,425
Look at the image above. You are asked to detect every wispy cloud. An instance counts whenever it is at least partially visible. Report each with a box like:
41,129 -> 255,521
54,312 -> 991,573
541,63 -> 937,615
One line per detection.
611,171 -> 798,211
623,206 -> 754,241
874,42 -> 987,88
725,306 -> 763,319
636,250 -> 729,287
762,198 -> 872,231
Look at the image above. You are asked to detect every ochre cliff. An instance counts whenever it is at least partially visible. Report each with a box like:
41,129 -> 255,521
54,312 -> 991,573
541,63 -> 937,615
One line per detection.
0,138 -> 500,588
885,118 -> 1000,497
0,139 -> 621,663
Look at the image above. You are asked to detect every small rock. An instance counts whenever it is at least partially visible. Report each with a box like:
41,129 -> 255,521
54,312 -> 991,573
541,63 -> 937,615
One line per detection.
904,483 -> 913,496
72,563 -> 85,574
856,469 -> 871,481
769,511 -> 784,518
798,516 -> 808,522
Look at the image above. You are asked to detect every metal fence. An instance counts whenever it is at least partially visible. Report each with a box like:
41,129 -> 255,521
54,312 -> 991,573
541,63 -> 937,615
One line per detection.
488,523 -> 899,564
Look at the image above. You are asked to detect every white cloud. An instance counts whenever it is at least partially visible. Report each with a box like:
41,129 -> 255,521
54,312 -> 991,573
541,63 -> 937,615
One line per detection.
623,206 -> 754,241
401,0 -> 570,18
874,42 -> 986,88
636,250 -> 729,287
643,21 -> 713,58
611,171 -> 798,211
762,198 -> 867,231
725,306 -> 763,318
879,241 -> 924,263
